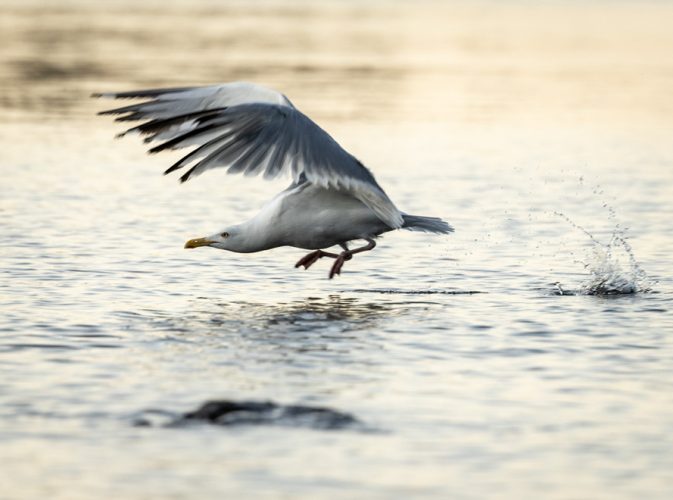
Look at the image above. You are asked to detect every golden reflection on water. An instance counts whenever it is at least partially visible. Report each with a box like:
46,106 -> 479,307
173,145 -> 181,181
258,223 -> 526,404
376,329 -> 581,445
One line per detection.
1,0 -> 672,131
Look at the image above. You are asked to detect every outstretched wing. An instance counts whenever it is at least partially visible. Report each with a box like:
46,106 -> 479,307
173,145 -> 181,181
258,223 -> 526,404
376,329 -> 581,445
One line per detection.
94,82 -> 403,228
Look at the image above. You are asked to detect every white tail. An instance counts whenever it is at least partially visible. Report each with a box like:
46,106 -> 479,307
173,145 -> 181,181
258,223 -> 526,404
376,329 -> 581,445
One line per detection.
402,215 -> 454,234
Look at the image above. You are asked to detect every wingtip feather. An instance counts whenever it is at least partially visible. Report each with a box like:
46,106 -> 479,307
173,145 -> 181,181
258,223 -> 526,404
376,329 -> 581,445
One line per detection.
91,92 -> 118,99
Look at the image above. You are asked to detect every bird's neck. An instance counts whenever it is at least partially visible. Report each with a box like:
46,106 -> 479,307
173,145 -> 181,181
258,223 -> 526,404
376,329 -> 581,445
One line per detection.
230,218 -> 283,253
227,190 -> 289,253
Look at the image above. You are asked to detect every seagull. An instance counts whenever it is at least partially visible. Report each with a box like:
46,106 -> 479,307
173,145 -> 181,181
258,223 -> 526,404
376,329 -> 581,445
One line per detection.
94,82 -> 453,278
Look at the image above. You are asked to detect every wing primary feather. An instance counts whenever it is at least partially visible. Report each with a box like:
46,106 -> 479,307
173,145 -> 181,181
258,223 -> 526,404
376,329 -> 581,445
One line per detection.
98,102 -> 149,115
99,100 -> 177,117
120,107 -> 228,138
163,134 -> 234,175
148,123 -> 220,154
114,112 -> 148,122
207,134 -> 260,171
178,124 -> 261,181
180,134 -> 266,181
261,122 -> 292,178
231,122 -> 272,177
92,86 -> 198,99
184,112 -> 264,172
179,168 -> 196,183
226,124 -> 278,175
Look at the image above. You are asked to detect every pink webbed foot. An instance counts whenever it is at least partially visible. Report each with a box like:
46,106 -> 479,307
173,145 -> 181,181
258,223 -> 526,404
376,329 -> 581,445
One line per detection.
295,249 -> 338,270
327,238 -> 377,279
329,254 -> 348,279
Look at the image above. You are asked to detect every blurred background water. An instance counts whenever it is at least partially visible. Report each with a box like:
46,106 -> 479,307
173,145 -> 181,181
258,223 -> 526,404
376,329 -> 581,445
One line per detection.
1,1 -> 673,498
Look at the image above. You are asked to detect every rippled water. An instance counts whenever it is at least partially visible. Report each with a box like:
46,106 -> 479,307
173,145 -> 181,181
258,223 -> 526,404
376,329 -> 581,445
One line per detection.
2,1 -> 673,498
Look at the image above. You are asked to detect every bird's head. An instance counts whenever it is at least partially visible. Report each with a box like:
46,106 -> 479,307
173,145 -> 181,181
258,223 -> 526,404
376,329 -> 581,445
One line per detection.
184,227 -> 241,252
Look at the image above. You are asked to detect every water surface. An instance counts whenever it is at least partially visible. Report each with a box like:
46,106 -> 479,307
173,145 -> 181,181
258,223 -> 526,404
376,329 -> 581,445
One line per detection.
1,1 -> 673,498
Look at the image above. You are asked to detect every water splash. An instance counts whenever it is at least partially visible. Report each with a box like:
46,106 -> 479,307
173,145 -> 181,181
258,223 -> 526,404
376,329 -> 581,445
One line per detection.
578,232 -> 651,295
554,212 -> 652,296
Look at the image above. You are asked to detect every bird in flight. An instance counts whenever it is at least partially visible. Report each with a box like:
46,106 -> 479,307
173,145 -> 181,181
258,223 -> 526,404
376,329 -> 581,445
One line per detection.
94,82 -> 452,278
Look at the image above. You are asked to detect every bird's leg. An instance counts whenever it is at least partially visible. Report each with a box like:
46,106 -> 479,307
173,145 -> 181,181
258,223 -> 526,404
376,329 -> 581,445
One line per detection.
339,243 -> 353,261
329,239 -> 377,279
295,249 -> 339,270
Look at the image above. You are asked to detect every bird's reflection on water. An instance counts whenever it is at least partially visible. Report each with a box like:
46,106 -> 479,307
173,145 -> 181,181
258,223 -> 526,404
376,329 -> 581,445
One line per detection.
194,294 -> 394,330
130,294 -> 407,366
116,294 -> 415,405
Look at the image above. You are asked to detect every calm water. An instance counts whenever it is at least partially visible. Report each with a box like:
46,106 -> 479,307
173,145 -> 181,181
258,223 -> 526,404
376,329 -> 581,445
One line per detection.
2,1 -> 673,498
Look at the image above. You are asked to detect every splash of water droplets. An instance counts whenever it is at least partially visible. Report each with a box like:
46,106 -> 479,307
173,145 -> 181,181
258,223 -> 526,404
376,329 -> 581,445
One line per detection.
554,212 -> 652,296
579,233 -> 651,295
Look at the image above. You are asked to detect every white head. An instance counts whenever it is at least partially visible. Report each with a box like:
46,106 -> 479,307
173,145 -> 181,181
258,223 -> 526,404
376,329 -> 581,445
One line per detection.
184,225 -> 248,253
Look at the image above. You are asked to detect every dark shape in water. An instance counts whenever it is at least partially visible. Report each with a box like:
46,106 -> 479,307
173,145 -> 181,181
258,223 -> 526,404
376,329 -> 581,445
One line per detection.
172,400 -> 360,430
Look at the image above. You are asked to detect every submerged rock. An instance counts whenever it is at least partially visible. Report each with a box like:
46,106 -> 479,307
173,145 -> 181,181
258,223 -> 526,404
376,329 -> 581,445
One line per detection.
182,400 -> 359,429
135,400 -> 361,430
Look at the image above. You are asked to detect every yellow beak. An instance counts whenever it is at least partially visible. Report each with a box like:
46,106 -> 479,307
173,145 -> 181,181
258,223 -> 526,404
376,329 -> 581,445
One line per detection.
184,237 -> 214,249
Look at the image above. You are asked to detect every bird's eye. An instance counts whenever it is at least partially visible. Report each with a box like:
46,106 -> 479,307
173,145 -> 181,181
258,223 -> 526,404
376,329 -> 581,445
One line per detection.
221,232 -> 229,238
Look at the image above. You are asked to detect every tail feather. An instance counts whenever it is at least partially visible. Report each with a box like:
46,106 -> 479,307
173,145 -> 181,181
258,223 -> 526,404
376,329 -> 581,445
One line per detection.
402,214 -> 454,234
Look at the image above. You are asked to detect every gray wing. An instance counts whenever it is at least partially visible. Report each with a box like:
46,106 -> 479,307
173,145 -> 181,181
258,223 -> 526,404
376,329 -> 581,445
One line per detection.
95,82 -> 403,228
